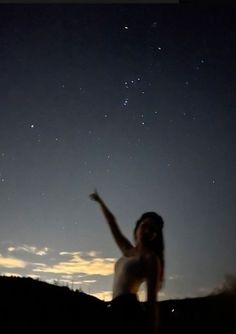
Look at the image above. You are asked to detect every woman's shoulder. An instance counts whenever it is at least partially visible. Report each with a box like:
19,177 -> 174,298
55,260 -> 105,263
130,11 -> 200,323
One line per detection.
123,247 -> 137,257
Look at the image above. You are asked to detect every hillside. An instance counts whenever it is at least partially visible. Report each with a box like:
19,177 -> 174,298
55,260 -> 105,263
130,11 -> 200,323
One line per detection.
0,276 -> 235,333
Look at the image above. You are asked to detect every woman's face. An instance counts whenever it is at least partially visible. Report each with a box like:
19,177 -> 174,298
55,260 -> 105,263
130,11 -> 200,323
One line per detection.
135,217 -> 158,243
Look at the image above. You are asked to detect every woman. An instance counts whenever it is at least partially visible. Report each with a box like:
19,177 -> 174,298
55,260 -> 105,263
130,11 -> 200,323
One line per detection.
89,189 -> 165,334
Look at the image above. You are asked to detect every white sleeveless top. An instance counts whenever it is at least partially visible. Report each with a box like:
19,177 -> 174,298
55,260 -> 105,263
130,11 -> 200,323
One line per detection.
112,255 -> 146,299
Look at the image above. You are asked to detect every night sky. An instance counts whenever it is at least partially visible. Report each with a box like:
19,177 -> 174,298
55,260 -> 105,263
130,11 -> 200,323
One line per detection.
0,4 -> 235,301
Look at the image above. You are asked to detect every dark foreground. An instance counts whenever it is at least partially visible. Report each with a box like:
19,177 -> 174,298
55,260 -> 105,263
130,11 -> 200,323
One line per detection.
0,276 -> 235,333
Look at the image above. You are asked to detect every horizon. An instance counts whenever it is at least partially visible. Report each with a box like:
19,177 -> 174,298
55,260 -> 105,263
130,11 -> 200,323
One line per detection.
1,273 -> 235,301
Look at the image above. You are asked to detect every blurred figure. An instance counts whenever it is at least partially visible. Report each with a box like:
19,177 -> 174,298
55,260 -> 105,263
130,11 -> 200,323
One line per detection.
90,189 -> 165,334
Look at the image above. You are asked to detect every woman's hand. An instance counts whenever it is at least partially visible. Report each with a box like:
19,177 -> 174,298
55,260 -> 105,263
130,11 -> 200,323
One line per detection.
89,189 -> 102,203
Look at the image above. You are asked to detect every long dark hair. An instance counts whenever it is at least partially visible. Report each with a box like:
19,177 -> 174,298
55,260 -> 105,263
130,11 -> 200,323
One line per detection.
134,212 -> 165,285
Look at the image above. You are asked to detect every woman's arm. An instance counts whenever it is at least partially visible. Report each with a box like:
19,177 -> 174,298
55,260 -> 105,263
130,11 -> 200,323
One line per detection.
89,189 -> 133,254
146,254 -> 161,334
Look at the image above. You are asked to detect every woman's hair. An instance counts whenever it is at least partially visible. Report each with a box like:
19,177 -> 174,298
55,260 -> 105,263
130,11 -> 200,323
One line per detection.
134,212 -> 165,285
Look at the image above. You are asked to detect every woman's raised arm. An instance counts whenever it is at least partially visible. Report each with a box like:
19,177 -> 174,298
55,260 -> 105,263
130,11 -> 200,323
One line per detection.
89,189 -> 133,254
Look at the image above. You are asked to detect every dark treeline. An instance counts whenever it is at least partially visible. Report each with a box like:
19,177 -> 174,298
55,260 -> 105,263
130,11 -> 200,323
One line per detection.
0,276 -> 235,333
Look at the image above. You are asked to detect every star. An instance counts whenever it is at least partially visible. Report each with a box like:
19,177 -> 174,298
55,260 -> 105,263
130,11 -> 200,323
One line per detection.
123,98 -> 129,106
30,124 -> 35,128
124,81 -> 129,89
151,22 -> 158,28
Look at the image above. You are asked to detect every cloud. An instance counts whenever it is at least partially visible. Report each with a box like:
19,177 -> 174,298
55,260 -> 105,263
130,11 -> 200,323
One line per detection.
198,287 -> 213,295
43,278 -> 97,287
0,255 -> 26,269
91,290 -> 113,301
212,274 -> 236,296
59,251 -> 81,256
1,272 -> 22,277
83,280 -> 97,284
31,263 -> 47,267
86,251 -> 99,257
168,274 -> 181,280
33,252 -> 115,276
61,274 -> 73,280
26,274 -> 40,280
59,250 -> 100,258
8,245 -> 49,256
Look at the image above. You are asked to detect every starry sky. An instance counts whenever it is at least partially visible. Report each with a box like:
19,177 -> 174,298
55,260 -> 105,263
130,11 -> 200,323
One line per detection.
0,4 -> 235,301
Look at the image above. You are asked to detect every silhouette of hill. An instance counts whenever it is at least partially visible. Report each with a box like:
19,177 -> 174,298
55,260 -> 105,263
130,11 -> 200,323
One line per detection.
0,276 -> 105,333
0,276 -> 235,333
